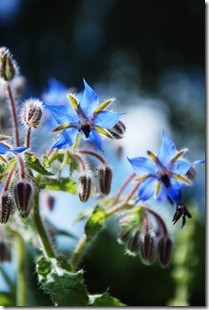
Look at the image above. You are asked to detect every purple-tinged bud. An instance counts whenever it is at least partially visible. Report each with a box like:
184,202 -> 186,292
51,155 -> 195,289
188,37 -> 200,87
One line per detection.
0,47 -> 16,81
42,192 -> 55,211
14,181 -> 33,218
21,98 -> 43,128
78,175 -> 91,202
140,233 -> 155,264
127,231 -> 140,253
98,166 -> 112,195
158,236 -> 173,268
0,193 -> 12,224
108,120 -> 126,139
0,240 -> 11,263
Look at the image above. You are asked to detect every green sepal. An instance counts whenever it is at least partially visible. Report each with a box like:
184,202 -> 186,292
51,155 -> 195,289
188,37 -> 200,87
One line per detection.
88,292 -> 125,306
36,256 -> 89,306
40,177 -> 76,194
25,152 -> 53,176
85,206 -> 106,241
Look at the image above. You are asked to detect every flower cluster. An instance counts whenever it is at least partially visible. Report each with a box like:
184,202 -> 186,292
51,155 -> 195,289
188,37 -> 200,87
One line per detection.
0,47 -> 205,275
128,130 -> 205,227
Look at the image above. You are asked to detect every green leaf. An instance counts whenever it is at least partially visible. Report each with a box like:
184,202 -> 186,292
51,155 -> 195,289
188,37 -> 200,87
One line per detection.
36,257 -> 89,306
88,292 -> 125,306
85,206 -> 106,240
25,152 -> 53,176
40,177 -> 76,194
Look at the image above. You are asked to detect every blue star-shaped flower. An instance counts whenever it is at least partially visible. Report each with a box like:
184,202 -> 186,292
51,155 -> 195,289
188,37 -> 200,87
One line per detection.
43,79 -> 125,151
128,130 -> 205,204
0,144 -> 27,162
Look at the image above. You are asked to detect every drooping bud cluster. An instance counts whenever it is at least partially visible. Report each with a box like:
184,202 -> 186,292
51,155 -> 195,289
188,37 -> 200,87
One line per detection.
0,47 -> 16,81
21,98 -> 43,129
118,205 -> 173,267
73,150 -> 113,202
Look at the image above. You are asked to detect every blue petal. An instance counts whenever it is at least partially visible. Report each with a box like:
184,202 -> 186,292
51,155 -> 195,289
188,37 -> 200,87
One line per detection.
43,103 -> 78,124
42,78 -> 69,105
0,144 -> 27,154
79,79 -> 99,118
193,159 -> 205,165
135,177 -> 157,203
82,128 -> 103,151
128,157 -> 156,176
157,130 -> 177,167
171,160 -> 193,175
93,111 -> 125,129
163,178 -> 182,205
9,146 -> 27,153
52,128 -> 78,149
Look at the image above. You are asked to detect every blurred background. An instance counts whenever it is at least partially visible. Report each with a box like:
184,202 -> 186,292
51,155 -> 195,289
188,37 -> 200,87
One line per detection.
0,0 -> 205,306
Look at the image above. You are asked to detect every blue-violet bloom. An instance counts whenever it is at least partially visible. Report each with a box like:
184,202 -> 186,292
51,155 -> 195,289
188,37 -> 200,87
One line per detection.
128,130 -> 205,204
43,79 -> 125,151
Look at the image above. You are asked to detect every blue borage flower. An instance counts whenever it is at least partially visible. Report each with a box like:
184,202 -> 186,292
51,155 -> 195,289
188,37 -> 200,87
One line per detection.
128,130 -> 205,204
0,144 -> 27,162
43,79 -> 125,151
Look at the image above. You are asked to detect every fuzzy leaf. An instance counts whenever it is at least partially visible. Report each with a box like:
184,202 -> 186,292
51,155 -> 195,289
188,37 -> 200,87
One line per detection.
88,293 -> 125,306
36,257 -> 89,306
85,206 -> 106,240
40,177 -> 76,194
25,152 -> 53,176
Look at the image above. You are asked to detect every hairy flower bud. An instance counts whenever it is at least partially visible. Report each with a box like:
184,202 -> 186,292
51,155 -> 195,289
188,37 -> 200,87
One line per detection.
14,181 -> 33,218
127,231 -> 140,253
158,236 -> 173,268
0,240 -> 11,263
0,192 -> 12,224
0,47 -> 16,81
108,120 -> 126,139
140,233 -> 155,264
98,166 -> 112,195
78,175 -> 91,202
21,98 -> 43,128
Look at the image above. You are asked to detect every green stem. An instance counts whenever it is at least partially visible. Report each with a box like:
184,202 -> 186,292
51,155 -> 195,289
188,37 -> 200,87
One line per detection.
71,234 -> 87,271
33,195 -> 55,258
16,234 -> 26,306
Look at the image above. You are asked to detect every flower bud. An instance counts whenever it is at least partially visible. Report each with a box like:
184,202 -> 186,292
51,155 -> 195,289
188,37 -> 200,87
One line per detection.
140,233 -> 155,264
98,166 -> 112,195
0,240 -> 11,263
78,175 -> 91,202
158,236 -> 173,268
21,98 -> 43,128
127,231 -> 140,253
0,47 -> 16,81
14,181 -> 33,218
108,120 -> 126,139
0,192 -> 12,224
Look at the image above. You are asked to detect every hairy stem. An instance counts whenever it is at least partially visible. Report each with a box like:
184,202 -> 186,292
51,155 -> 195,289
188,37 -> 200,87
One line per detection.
70,234 -> 87,271
33,195 -> 55,258
25,127 -> 31,148
16,234 -> 26,306
6,84 -> 19,147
